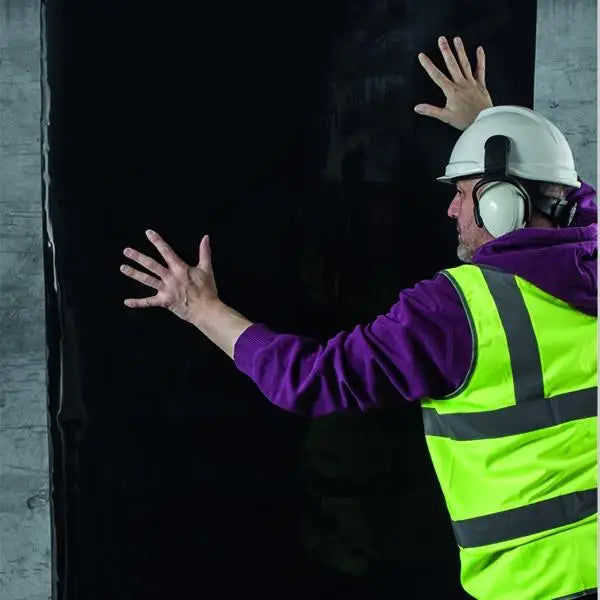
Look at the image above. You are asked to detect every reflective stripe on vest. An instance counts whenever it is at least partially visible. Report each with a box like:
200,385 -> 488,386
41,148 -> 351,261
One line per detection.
423,387 -> 596,440
452,487 -> 596,548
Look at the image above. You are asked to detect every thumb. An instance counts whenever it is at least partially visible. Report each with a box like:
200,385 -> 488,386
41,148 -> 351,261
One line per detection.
414,103 -> 448,122
198,234 -> 213,273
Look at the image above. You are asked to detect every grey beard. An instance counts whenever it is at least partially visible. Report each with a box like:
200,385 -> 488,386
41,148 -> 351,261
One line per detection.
457,241 -> 474,263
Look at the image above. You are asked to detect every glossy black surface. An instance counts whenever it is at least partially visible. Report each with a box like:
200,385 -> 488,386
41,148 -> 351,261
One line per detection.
44,1 -> 536,598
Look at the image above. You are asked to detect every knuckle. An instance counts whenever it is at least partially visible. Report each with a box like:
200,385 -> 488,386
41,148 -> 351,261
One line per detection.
176,263 -> 190,277
168,265 -> 181,279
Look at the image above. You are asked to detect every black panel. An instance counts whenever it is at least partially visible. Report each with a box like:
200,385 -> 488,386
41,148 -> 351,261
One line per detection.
44,1 -> 537,598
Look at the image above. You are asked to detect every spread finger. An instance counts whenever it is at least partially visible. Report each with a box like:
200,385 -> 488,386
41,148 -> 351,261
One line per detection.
120,264 -> 163,290
145,230 -> 185,270
418,52 -> 453,94
123,296 -> 162,308
453,37 -> 474,80
123,247 -> 169,279
438,36 -> 464,82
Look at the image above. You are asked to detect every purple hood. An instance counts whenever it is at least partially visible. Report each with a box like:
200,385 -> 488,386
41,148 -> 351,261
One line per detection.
474,179 -> 597,316
234,181 -> 597,416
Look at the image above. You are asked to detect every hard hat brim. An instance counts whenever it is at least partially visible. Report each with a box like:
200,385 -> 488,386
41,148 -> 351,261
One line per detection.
437,169 -> 582,189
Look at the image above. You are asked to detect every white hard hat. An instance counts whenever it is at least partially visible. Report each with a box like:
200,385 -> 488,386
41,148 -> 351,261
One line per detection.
437,106 -> 581,189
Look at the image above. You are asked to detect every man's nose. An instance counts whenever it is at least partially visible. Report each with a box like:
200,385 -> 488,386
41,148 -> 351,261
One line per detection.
447,195 -> 460,218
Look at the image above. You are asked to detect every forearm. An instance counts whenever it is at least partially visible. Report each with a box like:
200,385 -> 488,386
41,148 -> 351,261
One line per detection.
193,299 -> 254,359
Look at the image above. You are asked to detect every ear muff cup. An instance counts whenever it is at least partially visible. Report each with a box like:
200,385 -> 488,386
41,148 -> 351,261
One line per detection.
475,181 -> 527,238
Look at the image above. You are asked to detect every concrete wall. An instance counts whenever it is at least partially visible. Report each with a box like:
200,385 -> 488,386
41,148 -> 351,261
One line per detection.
0,1 -> 53,600
534,0 -> 597,190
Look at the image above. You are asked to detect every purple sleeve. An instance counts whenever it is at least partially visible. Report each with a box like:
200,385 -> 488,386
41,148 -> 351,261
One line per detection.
233,274 -> 472,417
570,179 -> 597,227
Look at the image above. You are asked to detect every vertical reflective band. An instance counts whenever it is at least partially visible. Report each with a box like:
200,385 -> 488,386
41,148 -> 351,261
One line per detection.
480,268 -> 545,404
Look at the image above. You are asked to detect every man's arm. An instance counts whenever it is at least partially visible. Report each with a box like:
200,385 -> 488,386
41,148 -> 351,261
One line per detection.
228,276 -> 471,416
120,230 -> 472,416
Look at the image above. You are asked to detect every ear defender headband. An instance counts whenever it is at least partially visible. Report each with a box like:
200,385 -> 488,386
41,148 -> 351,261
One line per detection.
471,135 -> 577,238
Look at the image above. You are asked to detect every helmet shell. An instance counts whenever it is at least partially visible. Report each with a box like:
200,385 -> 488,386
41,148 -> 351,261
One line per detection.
438,106 -> 581,189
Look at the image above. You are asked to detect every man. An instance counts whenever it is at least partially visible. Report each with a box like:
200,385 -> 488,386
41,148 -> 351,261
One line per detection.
119,36 -> 597,600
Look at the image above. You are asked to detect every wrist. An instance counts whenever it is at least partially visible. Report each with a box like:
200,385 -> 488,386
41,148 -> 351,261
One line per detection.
192,296 -> 223,332
191,296 -> 255,360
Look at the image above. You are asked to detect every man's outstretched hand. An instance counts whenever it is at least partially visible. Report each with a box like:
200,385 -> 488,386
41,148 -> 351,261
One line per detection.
415,36 -> 493,130
120,230 -> 218,326
120,230 -> 252,358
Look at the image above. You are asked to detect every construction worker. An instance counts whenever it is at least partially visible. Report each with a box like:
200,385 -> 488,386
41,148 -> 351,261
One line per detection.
120,36 -> 597,600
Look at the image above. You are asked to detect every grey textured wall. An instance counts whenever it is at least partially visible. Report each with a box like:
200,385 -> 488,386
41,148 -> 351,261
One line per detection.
0,1 -> 596,599
0,1 -> 53,600
534,0 -> 597,189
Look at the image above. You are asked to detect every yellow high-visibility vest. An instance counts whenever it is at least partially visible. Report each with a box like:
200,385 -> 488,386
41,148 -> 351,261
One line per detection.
421,265 -> 597,600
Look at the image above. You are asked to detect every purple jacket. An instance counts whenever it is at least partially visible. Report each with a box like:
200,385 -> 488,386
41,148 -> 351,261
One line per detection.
234,181 -> 597,417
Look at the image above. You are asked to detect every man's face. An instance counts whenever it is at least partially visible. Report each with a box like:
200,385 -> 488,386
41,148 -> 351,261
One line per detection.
447,177 -> 494,263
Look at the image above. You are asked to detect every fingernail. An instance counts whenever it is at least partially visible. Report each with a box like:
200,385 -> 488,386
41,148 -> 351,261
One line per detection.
455,37 -> 462,44
414,105 -> 424,114
146,229 -> 154,237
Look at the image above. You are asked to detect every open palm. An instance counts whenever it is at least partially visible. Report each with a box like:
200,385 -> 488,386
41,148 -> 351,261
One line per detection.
415,36 -> 493,130
120,229 -> 218,325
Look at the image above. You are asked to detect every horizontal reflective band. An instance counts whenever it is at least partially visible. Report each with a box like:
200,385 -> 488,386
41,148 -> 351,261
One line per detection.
423,387 -> 597,440
452,488 -> 597,548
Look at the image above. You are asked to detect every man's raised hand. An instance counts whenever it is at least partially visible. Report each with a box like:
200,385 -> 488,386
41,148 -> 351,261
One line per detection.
120,230 -> 218,327
415,36 -> 493,130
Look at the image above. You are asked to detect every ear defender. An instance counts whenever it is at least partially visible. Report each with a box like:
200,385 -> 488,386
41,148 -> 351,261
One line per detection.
474,181 -> 527,238
471,135 -> 532,238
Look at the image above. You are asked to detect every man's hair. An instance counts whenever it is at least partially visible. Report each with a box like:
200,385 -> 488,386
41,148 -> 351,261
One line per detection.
525,180 -> 571,224
537,181 -> 569,202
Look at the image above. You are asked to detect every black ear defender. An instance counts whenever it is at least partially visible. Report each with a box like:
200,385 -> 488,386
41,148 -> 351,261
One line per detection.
471,135 -> 531,229
527,184 -> 578,227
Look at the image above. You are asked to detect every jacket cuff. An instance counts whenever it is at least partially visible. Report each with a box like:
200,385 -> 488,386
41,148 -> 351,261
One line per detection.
233,322 -> 278,376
